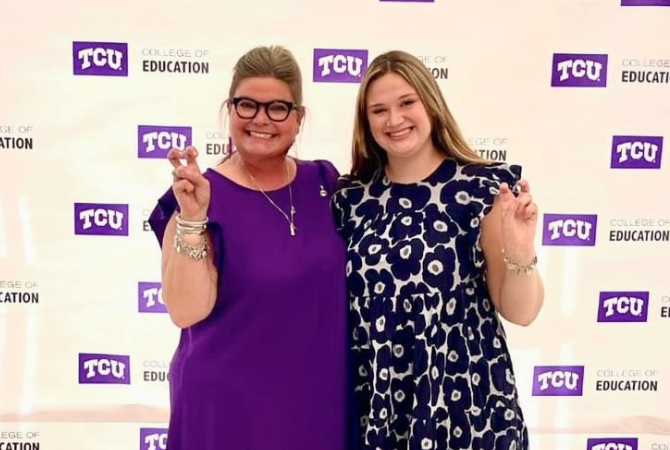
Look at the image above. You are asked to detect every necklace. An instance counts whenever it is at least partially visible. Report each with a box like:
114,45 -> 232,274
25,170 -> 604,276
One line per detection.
241,157 -> 297,236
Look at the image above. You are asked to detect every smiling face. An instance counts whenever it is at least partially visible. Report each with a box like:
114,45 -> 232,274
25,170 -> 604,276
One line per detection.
365,72 -> 433,162
228,76 -> 302,160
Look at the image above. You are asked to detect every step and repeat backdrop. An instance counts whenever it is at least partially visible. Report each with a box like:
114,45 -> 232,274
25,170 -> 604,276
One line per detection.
1,0 -> 669,448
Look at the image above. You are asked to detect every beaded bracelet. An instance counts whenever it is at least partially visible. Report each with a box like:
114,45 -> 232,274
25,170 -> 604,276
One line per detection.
501,248 -> 537,275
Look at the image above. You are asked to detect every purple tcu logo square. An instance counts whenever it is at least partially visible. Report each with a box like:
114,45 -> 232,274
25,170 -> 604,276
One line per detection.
551,53 -> 608,87
313,49 -> 368,83
78,353 -> 130,384
611,136 -> 663,169
532,365 -> 585,396
74,203 -> 128,236
621,0 -> 669,5
597,291 -> 649,323
542,213 -> 598,246
586,437 -> 638,450
138,282 -> 167,313
139,428 -> 168,450
138,125 -> 192,158
73,42 -> 128,76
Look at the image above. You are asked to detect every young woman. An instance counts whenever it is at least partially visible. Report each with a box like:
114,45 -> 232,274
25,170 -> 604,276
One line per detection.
332,50 -> 545,450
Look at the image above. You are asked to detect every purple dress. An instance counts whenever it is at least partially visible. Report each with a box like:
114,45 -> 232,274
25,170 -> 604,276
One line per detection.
148,159 -> 348,450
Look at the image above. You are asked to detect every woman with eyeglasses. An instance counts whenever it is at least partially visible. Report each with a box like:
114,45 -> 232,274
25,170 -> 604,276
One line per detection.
147,46 -> 350,450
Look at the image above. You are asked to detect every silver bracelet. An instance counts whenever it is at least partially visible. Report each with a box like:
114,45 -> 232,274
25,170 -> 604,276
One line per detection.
176,214 -> 208,236
501,248 -> 537,275
174,231 -> 209,261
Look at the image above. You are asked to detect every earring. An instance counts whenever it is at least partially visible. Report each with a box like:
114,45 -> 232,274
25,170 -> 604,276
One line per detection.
319,185 -> 328,197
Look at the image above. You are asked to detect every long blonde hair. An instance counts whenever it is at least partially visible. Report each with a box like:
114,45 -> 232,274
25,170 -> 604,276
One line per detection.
350,50 -> 490,182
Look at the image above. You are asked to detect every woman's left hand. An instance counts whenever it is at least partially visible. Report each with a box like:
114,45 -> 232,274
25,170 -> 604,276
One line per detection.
499,179 -> 538,262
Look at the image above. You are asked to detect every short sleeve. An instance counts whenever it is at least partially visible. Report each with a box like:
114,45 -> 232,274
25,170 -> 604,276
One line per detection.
330,175 -> 356,238
466,162 -> 523,221
313,159 -> 341,195
462,162 -> 522,270
147,186 -> 178,246
146,177 -> 225,271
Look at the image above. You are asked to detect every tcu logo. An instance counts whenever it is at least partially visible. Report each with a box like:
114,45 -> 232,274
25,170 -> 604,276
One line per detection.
144,131 -> 187,152
144,286 -> 163,308
138,126 -> 192,158
551,53 -> 608,87
592,444 -> 634,450
318,54 -> 364,78
602,296 -> 644,318
138,282 -> 167,313
556,58 -> 603,82
75,203 -> 128,236
621,0 -> 670,5
78,353 -> 131,384
83,358 -> 127,379
542,214 -> 598,246
616,141 -> 659,163
79,47 -> 124,71
73,42 -> 128,76
547,219 -> 592,241
532,365 -> 584,396
143,431 -> 168,450
598,291 -> 648,322
80,208 -> 124,230
537,370 -> 580,391
611,136 -> 663,169
313,49 -> 368,83
587,438 -> 639,450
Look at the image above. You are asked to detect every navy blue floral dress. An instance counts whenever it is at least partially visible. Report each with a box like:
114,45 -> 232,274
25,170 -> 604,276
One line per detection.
332,158 -> 529,450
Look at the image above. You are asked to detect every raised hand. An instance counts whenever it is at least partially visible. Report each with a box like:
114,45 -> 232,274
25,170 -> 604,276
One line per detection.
499,179 -> 538,261
168,146 -> 211,221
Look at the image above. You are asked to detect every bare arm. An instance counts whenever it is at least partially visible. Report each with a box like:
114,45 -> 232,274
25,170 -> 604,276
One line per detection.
480,184 -> 545,326
161,146 -> 219,328
160,212 -> 218,328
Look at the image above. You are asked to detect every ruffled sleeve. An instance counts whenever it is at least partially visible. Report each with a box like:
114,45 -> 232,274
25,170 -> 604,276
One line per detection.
466,162 -> 522,221
462,162 -> 522,270
313,159 -> 341,194
147,176 -> 225,271
330,175 -> 356,239
147,186 -> 178,247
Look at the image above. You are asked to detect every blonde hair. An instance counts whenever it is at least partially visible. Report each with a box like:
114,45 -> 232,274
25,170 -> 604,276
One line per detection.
350,50 -> 490,182
227,45 -> 303,106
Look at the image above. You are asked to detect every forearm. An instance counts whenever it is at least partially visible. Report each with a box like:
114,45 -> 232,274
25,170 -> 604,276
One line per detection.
499,267 -> 544,326
161,216 -> 217,328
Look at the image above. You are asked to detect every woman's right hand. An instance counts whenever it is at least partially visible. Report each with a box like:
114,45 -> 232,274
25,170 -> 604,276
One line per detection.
168,146 -> 211,221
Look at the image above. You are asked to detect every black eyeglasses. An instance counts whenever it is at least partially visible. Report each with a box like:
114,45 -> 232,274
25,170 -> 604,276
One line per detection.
230,97 -> 297,122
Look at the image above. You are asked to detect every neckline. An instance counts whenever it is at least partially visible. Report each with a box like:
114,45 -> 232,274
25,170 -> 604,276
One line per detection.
381,157 -> 453,187
206,157 -> 302,194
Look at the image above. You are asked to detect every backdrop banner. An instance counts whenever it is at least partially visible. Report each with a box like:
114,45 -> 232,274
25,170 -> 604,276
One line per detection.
1,0 -> 669,448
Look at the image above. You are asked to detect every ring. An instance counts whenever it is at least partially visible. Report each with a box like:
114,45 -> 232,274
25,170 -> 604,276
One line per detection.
172,170 -> 178,181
